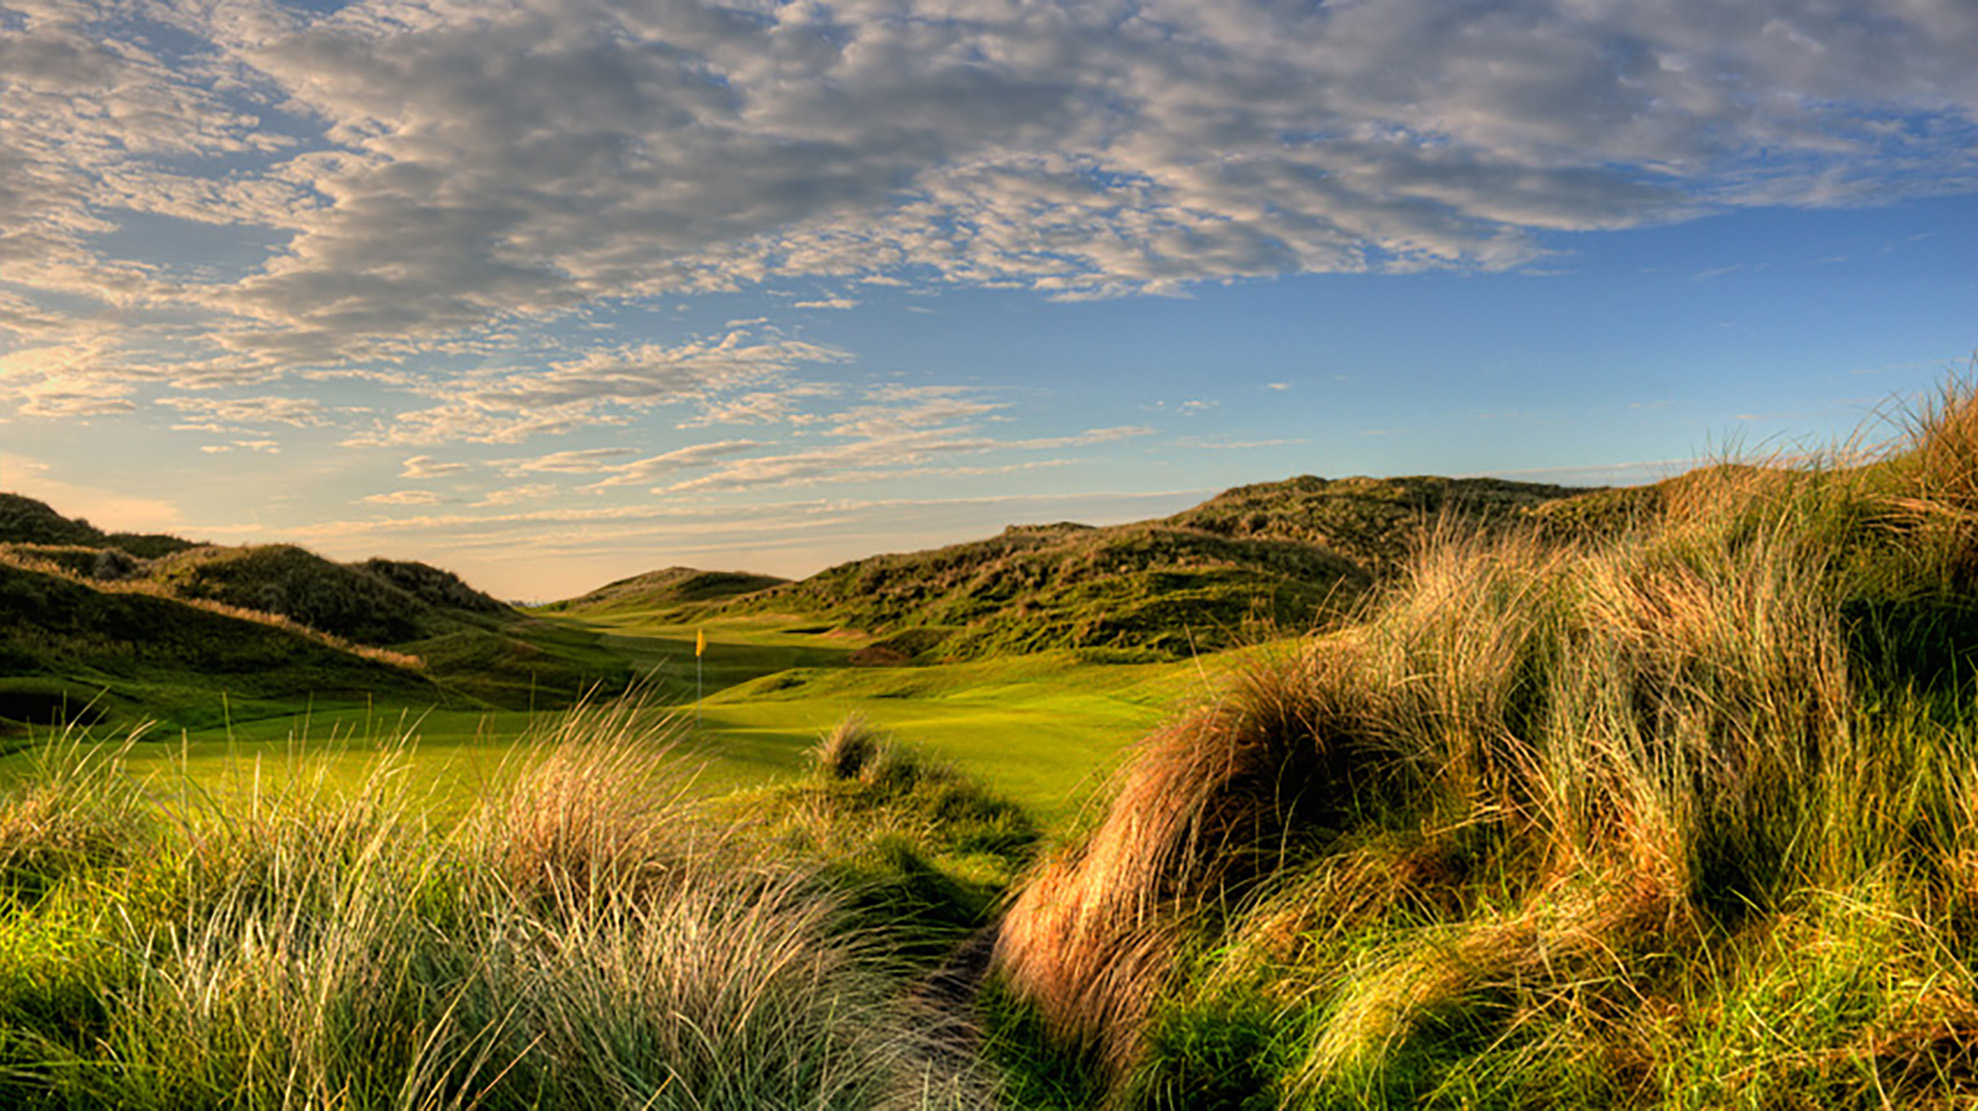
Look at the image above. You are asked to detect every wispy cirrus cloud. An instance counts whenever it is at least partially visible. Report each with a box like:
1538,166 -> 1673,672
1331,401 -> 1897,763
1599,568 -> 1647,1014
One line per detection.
359,489 -> 443,507
158,395 -> 330,432
342,332 -> 849,446
400,455 -> 472,480
489,379 -> 1155,495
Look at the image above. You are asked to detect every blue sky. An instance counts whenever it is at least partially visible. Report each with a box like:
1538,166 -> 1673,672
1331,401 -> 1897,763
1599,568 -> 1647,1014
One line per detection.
2,0 -> 1975,600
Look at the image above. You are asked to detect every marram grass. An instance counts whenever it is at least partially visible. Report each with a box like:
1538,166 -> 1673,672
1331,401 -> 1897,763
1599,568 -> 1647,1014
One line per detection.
0,707 -> 1000,1110
987,383 -> 1978,1109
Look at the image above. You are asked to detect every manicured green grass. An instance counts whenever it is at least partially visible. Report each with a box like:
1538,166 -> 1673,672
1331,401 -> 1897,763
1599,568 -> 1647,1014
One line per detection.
2,630 -> 1242,828
560,610 -> 870,698
688,649 -> 1226,822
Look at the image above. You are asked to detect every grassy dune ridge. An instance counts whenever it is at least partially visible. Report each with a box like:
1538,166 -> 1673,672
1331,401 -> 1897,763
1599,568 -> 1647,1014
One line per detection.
0,524 -> 638,727
549,477 -> 1591,663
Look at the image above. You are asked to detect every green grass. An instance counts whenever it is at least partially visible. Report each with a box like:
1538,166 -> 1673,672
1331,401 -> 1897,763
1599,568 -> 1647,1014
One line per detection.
2,638 -> 1227,830
690,648 -> 1219,822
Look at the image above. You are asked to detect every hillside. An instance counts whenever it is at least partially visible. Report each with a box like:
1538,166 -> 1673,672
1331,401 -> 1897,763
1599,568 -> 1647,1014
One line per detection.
756,521 -> 1371,660
555,474 -> 1595,662
1168,473 -> 1591,575
0,560 -> 439,731
146,544 -> 501,646
0,498 -> 635,728
538,566 -> 789,616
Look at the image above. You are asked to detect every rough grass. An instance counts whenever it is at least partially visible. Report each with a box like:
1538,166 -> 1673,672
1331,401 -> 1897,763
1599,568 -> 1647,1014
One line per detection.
987,380 -> 1978,1108
0,707 -> 1005,1109
0,550 -> 636,730
731,716 -> 1041,965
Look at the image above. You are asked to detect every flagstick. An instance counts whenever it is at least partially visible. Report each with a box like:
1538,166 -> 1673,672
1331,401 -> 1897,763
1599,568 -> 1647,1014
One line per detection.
696,649 -> 703,733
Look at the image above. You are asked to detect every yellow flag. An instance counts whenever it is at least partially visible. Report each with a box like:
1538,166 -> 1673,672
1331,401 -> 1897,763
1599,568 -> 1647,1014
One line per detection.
695,628 -> 706,658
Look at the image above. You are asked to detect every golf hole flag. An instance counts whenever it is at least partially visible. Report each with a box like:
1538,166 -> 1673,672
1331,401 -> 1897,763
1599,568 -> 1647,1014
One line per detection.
696,629 -> 706,658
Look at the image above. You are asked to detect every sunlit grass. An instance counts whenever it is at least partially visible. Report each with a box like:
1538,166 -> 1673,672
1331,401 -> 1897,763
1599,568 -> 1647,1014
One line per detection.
0,705 -> 1006,1109
984,380 -> 1978,1108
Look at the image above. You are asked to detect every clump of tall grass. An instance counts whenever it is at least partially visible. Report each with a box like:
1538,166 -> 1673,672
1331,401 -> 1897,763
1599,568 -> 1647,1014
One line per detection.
0,726 -> 151,907
0,704 -> 1001,1109
995,645 -> 1373,1074
992,382 -> 1978,1103
792,715 -> 1039,856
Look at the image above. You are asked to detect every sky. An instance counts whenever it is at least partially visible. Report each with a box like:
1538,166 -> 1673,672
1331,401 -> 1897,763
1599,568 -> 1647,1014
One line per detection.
2,0 -> 1976,601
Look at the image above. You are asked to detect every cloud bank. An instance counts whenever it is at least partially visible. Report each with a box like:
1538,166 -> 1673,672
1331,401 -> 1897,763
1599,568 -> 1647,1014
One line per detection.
1,0 -> 1972,389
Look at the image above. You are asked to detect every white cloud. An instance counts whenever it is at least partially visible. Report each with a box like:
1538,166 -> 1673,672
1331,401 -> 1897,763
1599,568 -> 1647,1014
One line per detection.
643,391 -> 1152,494
0,0 -> 1969,388
346,332 -> 850,446
159,395 -> 328,431
0,337 -> 139,416
793,297 -> 859,310
505,447 -> 641,475
401,455 -> 472,479
474,484 -> 560,507
199,439 -> 281,454
360,489 -> 443,506
1012,425 -> 1156,450
589,440 -> 771,487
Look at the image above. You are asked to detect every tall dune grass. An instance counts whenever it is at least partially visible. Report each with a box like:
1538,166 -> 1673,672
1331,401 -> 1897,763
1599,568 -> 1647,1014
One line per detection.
0,706 -> 999,1109
992,382 -> 1978,1106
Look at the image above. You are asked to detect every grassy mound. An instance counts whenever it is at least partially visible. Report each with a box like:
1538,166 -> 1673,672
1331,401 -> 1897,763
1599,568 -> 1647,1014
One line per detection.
0,522 -> 635,724
987,385 -> 1978,1107
1170,474 -> 1589,578
746,522 -> 1371,661
148,544 -> 455,646
0,493 -> 196,557
139,546 -> 636,708
734,716 -> 1043,968
542,566 -> 789,616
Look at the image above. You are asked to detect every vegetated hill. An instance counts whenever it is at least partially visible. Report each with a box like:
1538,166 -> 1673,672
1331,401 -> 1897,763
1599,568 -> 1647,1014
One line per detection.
740,519 -> 1374,661
632,475 -> 1594,662
362,557 -> 512,613
0,559 -> 439,731
147,544 -> 502,646
1170,473 -> 1592,576
0,494 -> 635,724
539,566 -> 789,616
